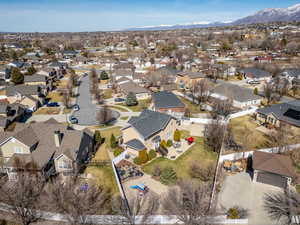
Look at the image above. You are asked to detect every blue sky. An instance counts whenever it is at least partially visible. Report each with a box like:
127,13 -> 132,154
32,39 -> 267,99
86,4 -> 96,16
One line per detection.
0,0 -> 299,32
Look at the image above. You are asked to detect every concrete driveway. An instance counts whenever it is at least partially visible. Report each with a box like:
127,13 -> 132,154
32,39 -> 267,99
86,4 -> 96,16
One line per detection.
218,172 -> 283,225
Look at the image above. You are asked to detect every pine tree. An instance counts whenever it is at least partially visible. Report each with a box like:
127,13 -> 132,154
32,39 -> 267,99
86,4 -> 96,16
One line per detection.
26,66 -> 36,75
100,71 -> 109,80
110,134 -> 117,148
125,92 -> 138,106
94,131 -> 102,143
11,67 -> 24,84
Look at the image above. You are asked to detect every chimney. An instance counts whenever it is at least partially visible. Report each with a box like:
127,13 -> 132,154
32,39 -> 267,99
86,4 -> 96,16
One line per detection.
54,130 -> 61,147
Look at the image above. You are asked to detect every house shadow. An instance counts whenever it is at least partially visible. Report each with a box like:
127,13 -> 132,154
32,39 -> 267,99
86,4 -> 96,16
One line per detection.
246,155 -> 254,179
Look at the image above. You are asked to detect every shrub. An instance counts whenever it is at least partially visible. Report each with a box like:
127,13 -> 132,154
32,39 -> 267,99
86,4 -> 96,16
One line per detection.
138,149 -> 149,164
189,161 -> 215,182
153,165 -> 161,177
100,71 -> 109,80
253,87 -> 258,95
148,149 -> 157,160
160,167 -> 177,185
133,157 -> 142,165
173,129 -> 181,142
94,130 -> 102,143
110,134 -> 117,148
227,206 -> 248,219
160,140 -> 167,149
113,148 -> 123,157
166,140 -> 173,147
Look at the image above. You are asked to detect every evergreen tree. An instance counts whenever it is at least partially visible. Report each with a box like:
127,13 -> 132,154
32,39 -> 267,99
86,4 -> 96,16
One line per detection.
11,67 -> 24,84
173,129 -> 181,142
100,71 -> 109,80
110,134 -> 117,148
94,131 -> 102,143
125,92 -> 138,106
253,87 -> 258,95
26,66 -> 36,75
138,149 -> 149,164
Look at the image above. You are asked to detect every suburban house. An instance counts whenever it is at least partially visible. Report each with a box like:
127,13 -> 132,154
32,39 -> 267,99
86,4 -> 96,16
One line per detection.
240,68 -> 272,82
0,102 -> 25,131
252,151 -> 295,188
280,68 -> 300,82
3,85 -> 47,111
121,110 -> 178,157
152,91 -> 186,118
0,119 -> 95,180
176,71 -> 206,89
211,83 -> 262,109
256,100 -> 300,132
118,81 -> 150,100
112,69 -> 134,82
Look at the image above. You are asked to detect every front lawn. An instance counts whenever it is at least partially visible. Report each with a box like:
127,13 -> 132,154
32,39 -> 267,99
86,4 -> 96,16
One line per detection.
33,107 -> 60,115
142,131 -> 217,183
47,92 -> 63,103
103,89 -> 113,99
118,99 -> 151,112
109,105 -> 129,112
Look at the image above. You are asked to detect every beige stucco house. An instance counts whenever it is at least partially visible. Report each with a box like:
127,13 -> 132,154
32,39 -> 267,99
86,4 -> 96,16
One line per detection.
122,110 -> 178,157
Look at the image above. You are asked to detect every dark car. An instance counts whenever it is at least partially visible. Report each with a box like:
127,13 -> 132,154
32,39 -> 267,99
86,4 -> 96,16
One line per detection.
73,104 -> 80,111
114,98 -> 125,102
47,102 -> 60,107
69,116 -> 78,124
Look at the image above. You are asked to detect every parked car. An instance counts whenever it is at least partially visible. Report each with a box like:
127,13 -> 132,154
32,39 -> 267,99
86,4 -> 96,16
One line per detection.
73,104 -> 80,111
69,116 -> 78,124
114,98 -> 125,102
47,102 -> 60,107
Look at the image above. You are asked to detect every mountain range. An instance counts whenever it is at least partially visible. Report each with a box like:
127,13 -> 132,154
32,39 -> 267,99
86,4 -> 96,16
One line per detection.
125,3 -> 300,31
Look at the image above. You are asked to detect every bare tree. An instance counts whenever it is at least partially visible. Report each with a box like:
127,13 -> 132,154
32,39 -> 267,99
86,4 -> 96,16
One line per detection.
195,79 -> 211,110
111,193 -> 159,225
204,118 -> 226,153
96,105 -> 113,125
264,190 -> 300,225
47,178 -> 109,225
211,99 -> 233,119
268,124 -> 292,153
162,181 -> 212,225
263,83 -> 274,104
61,90 -> 71,108
0,160 -> 45,225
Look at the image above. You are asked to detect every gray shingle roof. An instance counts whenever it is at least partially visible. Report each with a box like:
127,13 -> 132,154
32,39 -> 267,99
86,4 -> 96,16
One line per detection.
240,68 -> 271,78
153,91 -> 185,109
212,83 -> 261,102
119,81 -> 149,95
281,68 -> 300,78
6,85 -> 42,96
127,110 -> 173,140
257,100 -> 300,127
124,139 -> 146,151
24,74 -> 47,83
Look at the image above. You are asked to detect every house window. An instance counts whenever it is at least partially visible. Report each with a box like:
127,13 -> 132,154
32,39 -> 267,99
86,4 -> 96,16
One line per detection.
14,147 -> 23,154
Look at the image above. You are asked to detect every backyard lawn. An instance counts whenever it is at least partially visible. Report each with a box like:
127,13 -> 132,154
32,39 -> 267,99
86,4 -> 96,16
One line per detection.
179,97 -> 207,115
84,127 -> 122,194
142,130 -> 217,182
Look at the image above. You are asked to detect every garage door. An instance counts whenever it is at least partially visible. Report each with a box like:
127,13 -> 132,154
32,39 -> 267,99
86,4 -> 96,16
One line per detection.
256,172 -> 287,188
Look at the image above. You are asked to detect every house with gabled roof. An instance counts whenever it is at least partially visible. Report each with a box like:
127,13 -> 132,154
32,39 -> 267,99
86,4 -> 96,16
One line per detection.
121,110 -> 178,156
152,91 -> 186,118
252,151 -> 295,188
256,100 -> 300,132
0,119 -> 95,180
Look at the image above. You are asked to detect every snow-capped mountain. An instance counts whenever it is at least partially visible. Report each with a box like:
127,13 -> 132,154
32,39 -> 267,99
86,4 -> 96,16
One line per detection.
125,21 -> 230,31
124,3 -> 300,31
233,3 -> 300,25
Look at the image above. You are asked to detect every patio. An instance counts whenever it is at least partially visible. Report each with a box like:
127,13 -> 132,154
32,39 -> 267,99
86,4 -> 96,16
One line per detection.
166,139 -> 195,160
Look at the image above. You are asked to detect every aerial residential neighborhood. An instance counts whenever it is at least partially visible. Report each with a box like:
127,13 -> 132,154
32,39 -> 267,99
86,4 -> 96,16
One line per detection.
0,1 -> 300,225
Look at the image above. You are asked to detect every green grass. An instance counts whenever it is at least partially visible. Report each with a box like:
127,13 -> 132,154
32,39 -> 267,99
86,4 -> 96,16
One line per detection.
84,126 -> 122,195
120,116 -> 129,120
103,89 -> 113,99
108,105 -> 129,112
179,97 -> 207,115
118,99 -> 151,112
142,132 -> 217,183
229,115 -> 272,150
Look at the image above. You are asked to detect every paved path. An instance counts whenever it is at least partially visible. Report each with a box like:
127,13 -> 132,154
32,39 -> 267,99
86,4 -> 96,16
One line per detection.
73,75 -> 98,125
